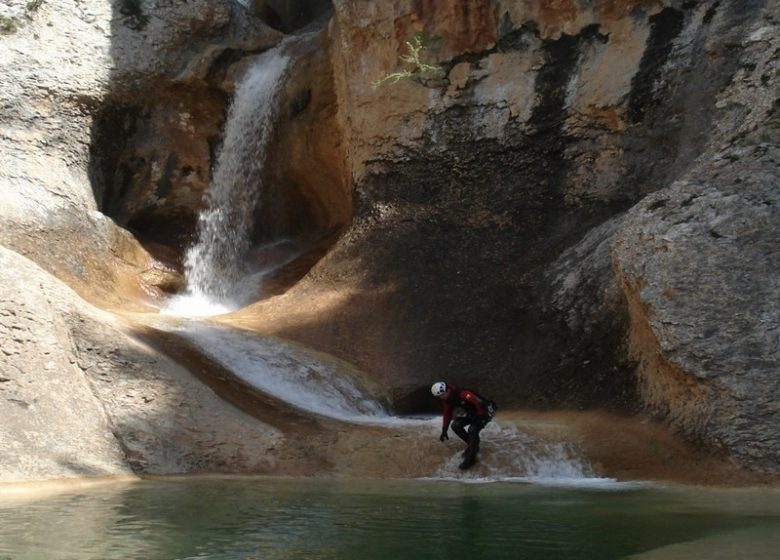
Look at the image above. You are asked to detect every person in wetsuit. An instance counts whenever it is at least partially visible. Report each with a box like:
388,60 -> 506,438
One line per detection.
431,381 -> 497,470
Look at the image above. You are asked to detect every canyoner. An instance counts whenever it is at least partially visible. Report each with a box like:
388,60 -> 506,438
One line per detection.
432,381 -> 498,470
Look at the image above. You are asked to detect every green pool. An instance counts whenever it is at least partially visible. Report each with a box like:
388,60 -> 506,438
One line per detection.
1,477 -> 778,559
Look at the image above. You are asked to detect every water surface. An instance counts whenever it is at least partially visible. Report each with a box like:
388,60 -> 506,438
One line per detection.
1,477 -> 778,560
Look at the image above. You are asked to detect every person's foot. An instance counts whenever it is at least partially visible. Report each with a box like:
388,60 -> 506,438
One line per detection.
459,455 -> 477,470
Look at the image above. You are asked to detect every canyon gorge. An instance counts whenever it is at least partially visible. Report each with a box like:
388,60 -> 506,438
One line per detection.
0,0 -> 778,486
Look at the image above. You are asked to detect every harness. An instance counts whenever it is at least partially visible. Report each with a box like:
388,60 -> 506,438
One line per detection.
453,390 -> 497,420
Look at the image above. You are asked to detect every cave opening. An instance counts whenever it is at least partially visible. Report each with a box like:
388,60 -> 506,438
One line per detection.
250,0 -> 334,34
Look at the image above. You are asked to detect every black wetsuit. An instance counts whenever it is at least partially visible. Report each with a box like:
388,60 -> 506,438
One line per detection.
440,384 -> 497,469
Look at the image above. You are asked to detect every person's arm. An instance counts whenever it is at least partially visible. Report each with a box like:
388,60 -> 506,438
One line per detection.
460,390 -> 485,416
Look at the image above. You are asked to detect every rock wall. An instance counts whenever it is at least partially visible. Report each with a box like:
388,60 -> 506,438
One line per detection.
249,1 -> 767,402
1,0 -> 140,305
612,9 -> 780,471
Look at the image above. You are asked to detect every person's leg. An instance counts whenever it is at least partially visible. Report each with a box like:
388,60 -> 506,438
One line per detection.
467,419 -> 486,455
459,418 -> 487,470
451,417 -> 469,444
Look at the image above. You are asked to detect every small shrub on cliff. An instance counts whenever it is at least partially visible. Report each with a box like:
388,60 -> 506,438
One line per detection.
0,17 -> 18,34
372,33 -> 446,88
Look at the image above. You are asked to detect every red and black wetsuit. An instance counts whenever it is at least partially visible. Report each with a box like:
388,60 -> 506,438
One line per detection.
440,384 -> 496,468
441,385 -> 489,433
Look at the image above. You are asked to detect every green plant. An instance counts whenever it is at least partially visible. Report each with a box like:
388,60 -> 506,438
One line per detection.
372,33 -> 445,88
0,16 -> 18,34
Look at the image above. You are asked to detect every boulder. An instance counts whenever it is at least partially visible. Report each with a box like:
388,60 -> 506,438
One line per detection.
613,147 -> 780,471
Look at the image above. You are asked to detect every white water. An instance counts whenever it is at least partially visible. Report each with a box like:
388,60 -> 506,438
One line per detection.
431,422 -> 626,486
169,47 -> 292,316
163,320 -> 388,423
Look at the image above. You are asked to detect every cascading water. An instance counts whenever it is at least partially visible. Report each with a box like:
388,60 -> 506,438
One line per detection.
165,46 -> 291,317
164,320 -> 388,422
434,423 -> 611,484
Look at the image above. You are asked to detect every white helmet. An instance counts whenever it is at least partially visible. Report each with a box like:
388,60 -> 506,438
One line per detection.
431,381 -> 447,397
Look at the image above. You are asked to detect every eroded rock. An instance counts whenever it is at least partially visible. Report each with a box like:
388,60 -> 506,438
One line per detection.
610,3 -> 780,471
613,146 -> 780,471
0,246 -> 283,482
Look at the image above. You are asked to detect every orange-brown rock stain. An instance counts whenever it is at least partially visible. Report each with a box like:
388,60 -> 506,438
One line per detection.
404,0 -> 498,56
616,275 -> 717,446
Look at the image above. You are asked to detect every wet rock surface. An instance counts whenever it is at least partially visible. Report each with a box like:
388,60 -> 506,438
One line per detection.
247,1 -> 775,406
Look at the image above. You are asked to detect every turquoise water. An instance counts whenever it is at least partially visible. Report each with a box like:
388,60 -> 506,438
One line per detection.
1,477 -> 779,559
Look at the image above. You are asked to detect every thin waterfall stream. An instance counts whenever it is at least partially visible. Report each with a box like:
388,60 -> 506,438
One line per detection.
165,43 -> 293,317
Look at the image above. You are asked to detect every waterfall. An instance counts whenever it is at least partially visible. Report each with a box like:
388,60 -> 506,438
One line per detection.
166,46 -> 291,317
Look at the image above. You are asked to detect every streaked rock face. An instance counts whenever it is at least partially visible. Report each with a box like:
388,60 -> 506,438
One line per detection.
271,1 -> 768,395
611,4 -> 780,472
240,0 -> 779,472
